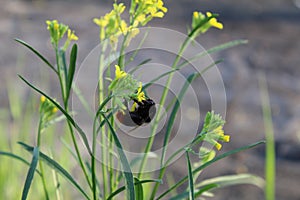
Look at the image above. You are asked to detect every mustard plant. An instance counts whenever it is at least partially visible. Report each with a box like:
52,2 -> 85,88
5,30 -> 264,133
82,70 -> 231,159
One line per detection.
0,1 -> 267,200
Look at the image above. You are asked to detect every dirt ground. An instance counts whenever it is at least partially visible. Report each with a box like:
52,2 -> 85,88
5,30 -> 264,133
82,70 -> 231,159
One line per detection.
1,0 -> 300,199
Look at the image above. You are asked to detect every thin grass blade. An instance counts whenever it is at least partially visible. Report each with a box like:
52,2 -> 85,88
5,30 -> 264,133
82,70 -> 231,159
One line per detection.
259,72 -> 276,200
18,142 -> 90,200
0,151 -> 41,176
14,38 -> 58,74
18,75 -> 92,155
134,177 -> 144,200
177,40 -> 247,69
156,141 -> 265,199
186,151 -> 194,200
101,113 -> 135,200
21,146 -> 39,200
66,44 -> 77,100
197,174 -> 265,189
107,179 -> 162,200
161,72 -> 200,165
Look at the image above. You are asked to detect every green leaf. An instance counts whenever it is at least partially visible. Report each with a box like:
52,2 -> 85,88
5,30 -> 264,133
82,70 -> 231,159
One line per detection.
161,72 -> 200,165
0,151 -> 41,176
172,174 -> 264,199
14,38 -> 58,74
177,40 -> 247,69
134,177 -> 144,200
100,113 -> 135,200
169,184 -> 217,200
18,142 -> 90,200
18,75 -> 92,155
128,58 -> 152,74
197,174 -> 265,189
22,146 -> 39,200
107,179 -> 162,200
66,44 -> 77,101
157,141 -> 265,199
259,72 -> 276,200
186,151 -> 194,200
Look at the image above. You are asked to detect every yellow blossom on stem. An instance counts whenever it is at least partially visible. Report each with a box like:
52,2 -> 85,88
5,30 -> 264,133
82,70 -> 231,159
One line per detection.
136,82 -> 146,102
214,142 -> 222,151
202,111 -> 230,151
130,82 -> 146,111
45,19 -> 68,47
67,29 -> 78,41
206,12 -> 223,30
40,95 -> 46,103
115,65 -> 127,80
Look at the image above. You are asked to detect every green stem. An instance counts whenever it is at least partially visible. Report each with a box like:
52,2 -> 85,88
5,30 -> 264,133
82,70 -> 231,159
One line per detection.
156,141 -> 265,199
92,95 -> 113,200
55,48 -> 92,194
259,73 -> 275,200
138,36 -> 192,180
150,134 -> 205,199
98,41 -> 108,199
37,117 -> 50,200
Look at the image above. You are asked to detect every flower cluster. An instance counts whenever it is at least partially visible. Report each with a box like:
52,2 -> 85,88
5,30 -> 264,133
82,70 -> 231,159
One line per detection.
130,82 -> 146,111
201,111 -> 230,150
46,19 -> 78,50
191,11 -> 223,37
93,3 -> 128,44
94,1 -> 167,47
129,0 -> 168,26
108,65 -> 139,110
39,96 -> 58,131
108,65 -> 148,112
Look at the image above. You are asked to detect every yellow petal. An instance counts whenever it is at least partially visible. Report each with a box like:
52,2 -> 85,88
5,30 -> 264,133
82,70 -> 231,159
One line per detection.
223,135 -> 230,142
215,142 -> 222,150
40,96 -> 46,103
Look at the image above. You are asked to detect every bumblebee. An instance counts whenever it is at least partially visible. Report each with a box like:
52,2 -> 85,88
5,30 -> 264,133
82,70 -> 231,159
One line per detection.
116,98 -> 156,126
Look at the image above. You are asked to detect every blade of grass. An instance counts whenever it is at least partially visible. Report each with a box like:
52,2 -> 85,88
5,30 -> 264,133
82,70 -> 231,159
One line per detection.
151,61 -> 222,199
107,179 -> 162,200
169,184 -> 217,200
14,39 -> 58,74
100,113 -> 135,200
186,151 -> 194,200
176,40 -> 248,69
0,151 -> 41,176
22,146 -> 39,200
18,75 -> 92,155
134,177 -> 144,200
156,141 -> 265,199
18,142 -> 90,200
128,58 -> 152,74
197,173 -> 265,189
160,72 -> 200,165
258,72 -> 276,200
66,44 -> 77,101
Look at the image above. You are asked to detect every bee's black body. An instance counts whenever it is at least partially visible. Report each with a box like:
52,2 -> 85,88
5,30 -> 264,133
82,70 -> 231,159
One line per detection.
129,99 -> 156,126
116,98 -> 156,126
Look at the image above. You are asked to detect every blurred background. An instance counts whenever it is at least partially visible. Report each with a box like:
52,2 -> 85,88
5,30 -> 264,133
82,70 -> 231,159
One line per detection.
1,0 -> 300,199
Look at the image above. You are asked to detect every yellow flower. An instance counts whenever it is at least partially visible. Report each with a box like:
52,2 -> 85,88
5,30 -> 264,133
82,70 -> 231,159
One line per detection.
93,18 -> 108,27
115,65 -> 127,79
52,107 -> 58,113
130,82 -> 146,111
202,111 -> 230,151
222,135 -> 230,142
67,29 -> 78,41
193,11 -> 199,19
152,11 -> 164,18
40,95 -> 46,103
215,142 -> 222,151
206,12 -> 223,29
136,82 -> 146,102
